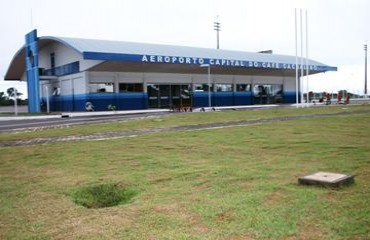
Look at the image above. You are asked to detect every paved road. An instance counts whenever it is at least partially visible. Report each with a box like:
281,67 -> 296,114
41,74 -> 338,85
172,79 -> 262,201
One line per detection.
0,112 -> 168,133
0,105 -> 277,133
2,109 -> 370,148
0,105 -> 28,113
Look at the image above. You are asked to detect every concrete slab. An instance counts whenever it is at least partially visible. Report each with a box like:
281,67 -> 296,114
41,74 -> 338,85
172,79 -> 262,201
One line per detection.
298,172 -> 354,187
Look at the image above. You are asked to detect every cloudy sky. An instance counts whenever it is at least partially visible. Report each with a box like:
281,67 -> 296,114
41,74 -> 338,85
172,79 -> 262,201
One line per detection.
1,0 -> 369,97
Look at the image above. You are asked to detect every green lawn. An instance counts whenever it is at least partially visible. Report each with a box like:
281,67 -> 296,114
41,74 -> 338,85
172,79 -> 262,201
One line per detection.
1,105 -> 370,239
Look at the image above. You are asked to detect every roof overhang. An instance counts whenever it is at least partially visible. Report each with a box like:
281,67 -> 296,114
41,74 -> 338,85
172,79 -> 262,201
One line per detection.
4,37 -> 83,81
87,60 -> 327,77
4,35 -> 337,81
84,52 -> 336,77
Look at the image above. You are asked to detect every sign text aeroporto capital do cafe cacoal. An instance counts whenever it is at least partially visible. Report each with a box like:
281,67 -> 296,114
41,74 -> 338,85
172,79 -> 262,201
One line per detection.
141,54 -> 319,71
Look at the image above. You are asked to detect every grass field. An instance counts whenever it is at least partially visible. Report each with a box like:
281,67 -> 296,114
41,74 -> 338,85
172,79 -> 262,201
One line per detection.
1,105 -> 370,239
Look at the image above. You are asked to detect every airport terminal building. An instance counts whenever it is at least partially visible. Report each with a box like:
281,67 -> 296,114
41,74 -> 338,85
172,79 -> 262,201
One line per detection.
5,30 -> 337,112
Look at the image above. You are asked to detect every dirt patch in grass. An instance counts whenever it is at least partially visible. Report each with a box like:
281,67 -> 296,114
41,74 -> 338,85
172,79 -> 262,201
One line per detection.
223,235 -> 256,240
215,210 -> 235,223
193,180 -> 210,190
262,188 -> 292,207
20,190 -> 139,239
288,222 -> 326,240
152,203 -> 211,234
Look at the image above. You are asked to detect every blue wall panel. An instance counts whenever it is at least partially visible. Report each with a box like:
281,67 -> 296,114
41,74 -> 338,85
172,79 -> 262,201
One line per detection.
193,92 -> 253,107
85,93 -> 116,111
213,92 -> 234,106
284,91 -> 299,103
47,93 -> 148,112
86,93 -> 147,111
45,91 -> 299,112
43,61 -> 80,77
115,93 -> 148,110
192,92 -> 214,107
234,92 -> 253,105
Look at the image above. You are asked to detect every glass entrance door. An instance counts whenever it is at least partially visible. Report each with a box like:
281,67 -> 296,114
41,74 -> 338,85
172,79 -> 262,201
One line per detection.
147,84 -> 191,108
253,84 -> 283,104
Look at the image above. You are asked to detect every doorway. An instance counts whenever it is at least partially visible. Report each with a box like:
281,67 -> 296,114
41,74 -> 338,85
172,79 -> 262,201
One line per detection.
253,84 -> 283,104
147,84 -> 191,108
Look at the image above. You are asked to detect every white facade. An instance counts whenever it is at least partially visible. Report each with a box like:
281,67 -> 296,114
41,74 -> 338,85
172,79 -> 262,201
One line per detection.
5,33 -> 336,111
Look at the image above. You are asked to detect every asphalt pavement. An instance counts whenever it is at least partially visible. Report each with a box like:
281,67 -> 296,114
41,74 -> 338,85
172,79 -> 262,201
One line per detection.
0,105 -> 280,133
0,110 -> 170,133
2,109 -> 370,148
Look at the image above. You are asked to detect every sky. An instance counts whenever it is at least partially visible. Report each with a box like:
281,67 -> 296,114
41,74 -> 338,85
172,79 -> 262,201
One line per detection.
1,0 -> 369,98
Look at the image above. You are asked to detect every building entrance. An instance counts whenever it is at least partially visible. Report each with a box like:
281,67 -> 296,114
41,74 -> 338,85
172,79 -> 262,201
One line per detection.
147,84 -> 191,109
253,84 -> 283,104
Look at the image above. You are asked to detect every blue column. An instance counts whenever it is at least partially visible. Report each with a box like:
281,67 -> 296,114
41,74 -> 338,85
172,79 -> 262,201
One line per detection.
25,29 -> 40,113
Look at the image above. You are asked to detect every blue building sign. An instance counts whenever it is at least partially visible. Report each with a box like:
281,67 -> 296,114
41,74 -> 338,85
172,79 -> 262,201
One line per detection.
82,51 -> 337,72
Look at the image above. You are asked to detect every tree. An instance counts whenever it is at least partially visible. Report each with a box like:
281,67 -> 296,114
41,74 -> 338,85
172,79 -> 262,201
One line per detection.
3,88 -> 24,107
0,89 -> 26,106
7,87 -> 23,99
0,92 -> 9,105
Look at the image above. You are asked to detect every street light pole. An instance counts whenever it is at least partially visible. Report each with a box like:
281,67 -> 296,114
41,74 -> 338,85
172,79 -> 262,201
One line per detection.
214,16 -> 221,49
365,43 -> 368,97
14,88 -> 18,116
200,64 -> 211,108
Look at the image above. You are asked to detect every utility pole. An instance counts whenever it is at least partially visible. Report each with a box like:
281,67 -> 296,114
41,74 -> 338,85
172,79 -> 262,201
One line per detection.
214,16 -> 221,49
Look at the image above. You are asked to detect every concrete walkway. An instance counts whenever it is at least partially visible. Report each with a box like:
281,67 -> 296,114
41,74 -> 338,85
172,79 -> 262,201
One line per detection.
0,105 -> 278,121
0,109 -> 171,121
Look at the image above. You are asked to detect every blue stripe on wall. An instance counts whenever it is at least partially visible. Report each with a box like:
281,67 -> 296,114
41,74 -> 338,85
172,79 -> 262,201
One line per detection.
43,61 -> 80,77
45,93 -> 148,112
234,92 -> 253,105
192,92 -> 213,107
214,92 -> 234,106
44,91 -> 298,112
192,92 -> 253,107
83,52 -> 143,62
284,91 -> 299,103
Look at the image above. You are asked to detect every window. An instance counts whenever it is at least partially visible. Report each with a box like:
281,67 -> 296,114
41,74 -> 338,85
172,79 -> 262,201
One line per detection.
253,84 -> 283,104
119,83 -> 143,92
194,84 -> 213,92
52,87 -> 60,96
50,53 -> 55,75
215,84 -> 233,92
236,84 -> 251,92
89,83 -> 114,93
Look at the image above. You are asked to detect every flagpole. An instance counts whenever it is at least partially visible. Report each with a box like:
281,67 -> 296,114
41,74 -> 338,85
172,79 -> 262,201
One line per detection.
295,9 -> 299,108
305,10 -> 309,107
300,9 -> 304,108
